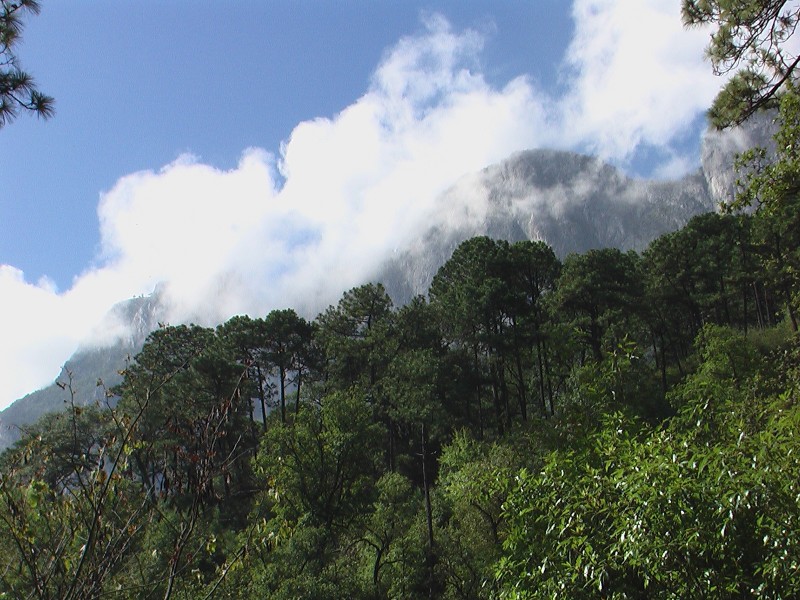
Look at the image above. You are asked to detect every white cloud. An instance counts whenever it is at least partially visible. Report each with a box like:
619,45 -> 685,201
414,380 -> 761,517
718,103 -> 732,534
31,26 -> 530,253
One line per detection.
0,4 -> 727,409
560,0 -> 718,162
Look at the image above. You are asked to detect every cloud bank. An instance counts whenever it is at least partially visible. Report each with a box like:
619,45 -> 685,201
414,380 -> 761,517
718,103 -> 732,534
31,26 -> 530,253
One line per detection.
0,2 -> 721,409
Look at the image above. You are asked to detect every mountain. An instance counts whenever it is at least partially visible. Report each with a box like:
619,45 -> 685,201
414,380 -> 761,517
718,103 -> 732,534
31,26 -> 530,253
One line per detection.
376,110 -> 778,302
700,108 -> 777,204
377,149 -> 715,302
0,291 -> 166,449
0,124 -> 773,449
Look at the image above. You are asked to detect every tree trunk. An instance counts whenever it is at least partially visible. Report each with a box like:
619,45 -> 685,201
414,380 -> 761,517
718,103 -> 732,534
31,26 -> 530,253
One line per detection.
421,423 -> 436,599
279,365 -> 286,424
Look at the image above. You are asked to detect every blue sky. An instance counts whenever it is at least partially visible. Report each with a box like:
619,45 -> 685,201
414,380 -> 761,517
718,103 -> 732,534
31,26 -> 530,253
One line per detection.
2,1 -> 572,289
0,1 -> 724,408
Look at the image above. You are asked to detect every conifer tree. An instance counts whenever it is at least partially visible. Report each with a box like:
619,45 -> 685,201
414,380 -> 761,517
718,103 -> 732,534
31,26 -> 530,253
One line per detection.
1,0 -> 53,127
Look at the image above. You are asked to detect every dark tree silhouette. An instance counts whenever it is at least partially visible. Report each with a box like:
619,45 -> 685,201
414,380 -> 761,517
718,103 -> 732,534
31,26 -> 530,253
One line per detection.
1,0 -> 53,127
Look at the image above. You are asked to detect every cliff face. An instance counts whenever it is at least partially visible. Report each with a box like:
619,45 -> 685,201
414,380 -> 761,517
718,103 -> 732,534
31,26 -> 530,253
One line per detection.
701,109 -> 777,206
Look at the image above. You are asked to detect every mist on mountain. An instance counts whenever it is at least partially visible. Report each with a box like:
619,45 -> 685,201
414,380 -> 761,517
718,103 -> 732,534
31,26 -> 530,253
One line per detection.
0,115 -> 774,448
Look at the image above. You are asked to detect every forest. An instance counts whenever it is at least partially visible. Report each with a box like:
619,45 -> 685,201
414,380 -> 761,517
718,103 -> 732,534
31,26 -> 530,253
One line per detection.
0,83 -> 798,598
2,2 -> 800,598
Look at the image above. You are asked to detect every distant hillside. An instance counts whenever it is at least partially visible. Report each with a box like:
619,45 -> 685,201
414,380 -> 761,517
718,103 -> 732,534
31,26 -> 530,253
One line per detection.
0,293 -> 165,449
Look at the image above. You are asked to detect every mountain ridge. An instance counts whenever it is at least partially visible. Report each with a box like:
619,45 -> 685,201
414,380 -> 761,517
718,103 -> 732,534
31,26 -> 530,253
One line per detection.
375,148 -> 714,303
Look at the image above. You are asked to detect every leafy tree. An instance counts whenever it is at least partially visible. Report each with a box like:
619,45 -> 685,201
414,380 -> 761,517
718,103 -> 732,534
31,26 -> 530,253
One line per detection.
554,248 -> 643,364
262,308 -> 316,423
641,212 -> 769,390
220,311 -> 317,428
642,228 -> 699,380
673,213 -> 747,328
498,326 -> 800,599
1,0 -> 53,127
105,325 -> 255,596
0,378 -> 156,598
682,0 -> 800,126
316,283 -> 394,392
258,388 -> 383,531
217,314 -> 273,432
353,472 -> 429,599
378,297 -> 449,479
430,237 -> 509,435
316,284 -> 404,475
430,237 -> 561,433
116,325 -> 217,501
246,389 -> 383,598
436,431 -> 524,599
734,86 -> 800,331
495,241 -> 561,419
